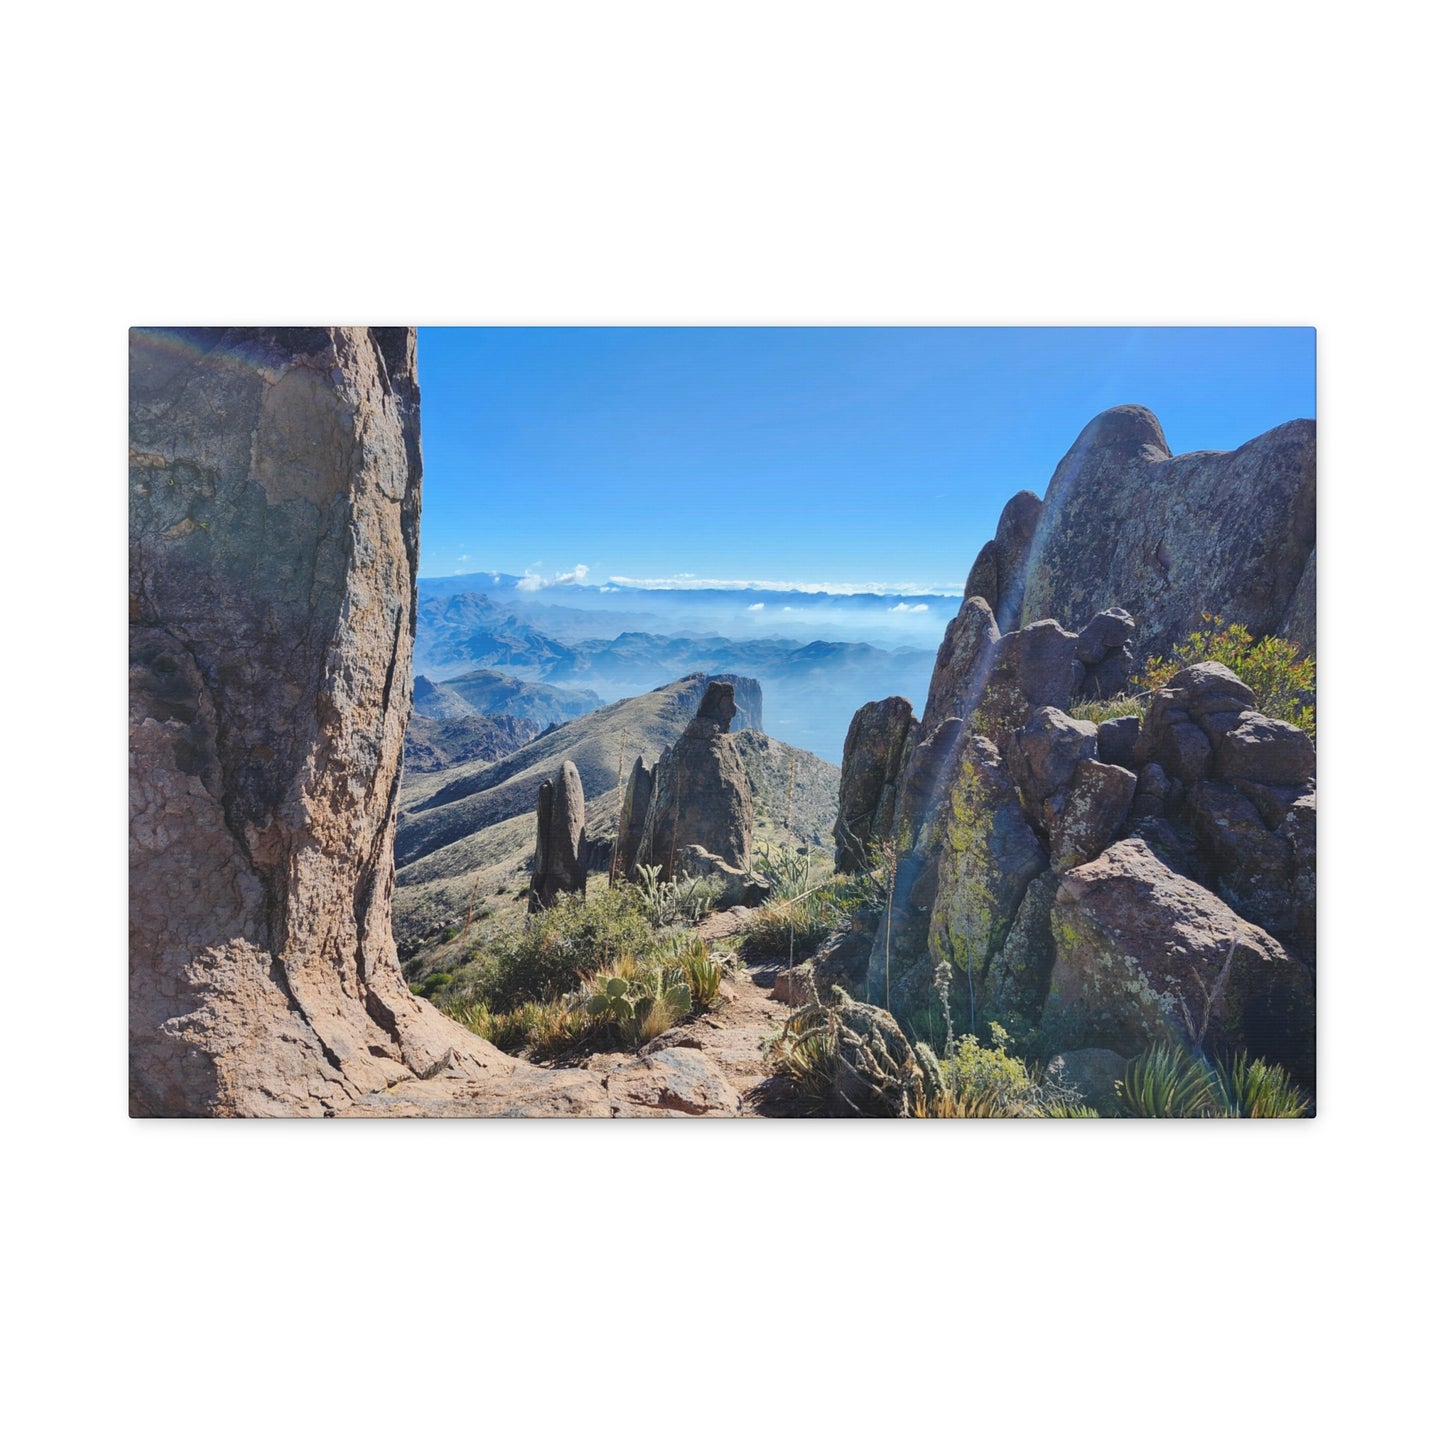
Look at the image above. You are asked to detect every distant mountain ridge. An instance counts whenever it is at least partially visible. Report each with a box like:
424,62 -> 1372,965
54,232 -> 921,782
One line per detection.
414,669 -> 602,727
413,589 -> 935,762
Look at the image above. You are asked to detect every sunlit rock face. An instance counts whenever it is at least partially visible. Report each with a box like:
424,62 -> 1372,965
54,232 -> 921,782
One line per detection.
1014,404 -> 1316,665
129,327 -> 496,1116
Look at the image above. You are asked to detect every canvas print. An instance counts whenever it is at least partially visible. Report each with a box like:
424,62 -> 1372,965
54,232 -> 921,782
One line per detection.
128,326 -> 1316,1118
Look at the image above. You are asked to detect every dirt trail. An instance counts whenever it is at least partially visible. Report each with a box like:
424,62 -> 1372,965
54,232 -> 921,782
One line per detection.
573,906 -> 803,1116
344,907 -> 804,1117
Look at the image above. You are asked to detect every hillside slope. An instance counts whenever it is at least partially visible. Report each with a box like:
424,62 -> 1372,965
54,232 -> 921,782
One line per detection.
393,674 -> 836,951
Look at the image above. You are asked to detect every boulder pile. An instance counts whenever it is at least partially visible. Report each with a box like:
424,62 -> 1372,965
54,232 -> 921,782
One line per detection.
835,406 -> 1316,1085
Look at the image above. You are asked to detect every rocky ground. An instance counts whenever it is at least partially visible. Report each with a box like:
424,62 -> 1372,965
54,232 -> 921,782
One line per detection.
338,908 -> 802,1118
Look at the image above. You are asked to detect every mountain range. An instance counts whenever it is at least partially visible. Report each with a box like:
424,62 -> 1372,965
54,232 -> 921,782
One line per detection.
413,585 -> 938,762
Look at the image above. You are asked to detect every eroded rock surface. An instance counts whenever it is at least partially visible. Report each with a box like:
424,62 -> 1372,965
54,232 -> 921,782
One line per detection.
833,696 -> 917,871
636,681 -> 754,879
129,326 -> 514,1115
528,759 -> 589,912
1018,405 -> 1316,662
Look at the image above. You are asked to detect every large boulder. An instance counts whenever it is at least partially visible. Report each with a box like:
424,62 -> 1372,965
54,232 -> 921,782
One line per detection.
1051,760 -> 1137,872
1214,712 -> 1315,786
1042,839 -> 1314,1081
1182,780 -> 1294,936
1135,661 -> 1258,781
1018,405 -> 1316,663
980,869 -> 1060,1023
833,695 -> 917,871
1007,706 -> 1099,833
528,759 -> 589,911
636,681 -> 754,879
129,326 -> 500,1115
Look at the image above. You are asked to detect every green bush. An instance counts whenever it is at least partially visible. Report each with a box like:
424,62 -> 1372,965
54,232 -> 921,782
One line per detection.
444,996 -> 596,1059
913,1023 -> 1098,1118
737,890 -> 839,961
471,886 -> 654,1009
1137,613 -> 1316,738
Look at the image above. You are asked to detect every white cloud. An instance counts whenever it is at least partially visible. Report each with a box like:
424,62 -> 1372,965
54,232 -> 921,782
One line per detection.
889,602 -> 930,613
515,563 -> 590,592
607,575 -> 962,596
747,602 -> 765,611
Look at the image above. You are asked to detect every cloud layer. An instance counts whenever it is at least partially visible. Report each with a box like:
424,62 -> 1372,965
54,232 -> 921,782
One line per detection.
606,575 -> 962,597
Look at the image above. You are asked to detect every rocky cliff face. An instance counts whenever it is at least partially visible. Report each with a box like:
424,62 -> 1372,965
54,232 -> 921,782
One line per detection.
837,406 -> 1317,1086
1007,405 -> 1316,664
129,327 -> 506,1115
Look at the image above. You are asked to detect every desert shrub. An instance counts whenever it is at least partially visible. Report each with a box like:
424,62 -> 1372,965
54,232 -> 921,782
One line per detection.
754,841 -> 816,901
443,996 -> 596,1059
470,886 -> 654,1009
737,889 -> 841,961
1136,613 -> 1316,737
634,863 -> 724,928
1069,693 -> 1147,725
911,1023 -> 1096,1118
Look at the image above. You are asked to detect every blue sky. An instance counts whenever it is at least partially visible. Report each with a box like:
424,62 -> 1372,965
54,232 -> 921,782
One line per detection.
415,327 -> 1315,589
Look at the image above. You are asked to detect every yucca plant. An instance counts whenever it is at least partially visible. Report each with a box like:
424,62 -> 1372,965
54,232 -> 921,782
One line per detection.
1118,1043 -> 1310,1118
679,942 -> 724,1007
1211,1053 -> 1310,1118
1118,1044 -> 1219,1117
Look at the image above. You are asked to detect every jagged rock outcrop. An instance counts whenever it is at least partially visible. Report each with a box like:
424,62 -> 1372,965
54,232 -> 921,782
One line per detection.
1129,662 -> 1316,945
838,406 -> 1316,1089
614,755 -> 654,879
636,681 -> 754,879
962,489 -> 1044,633
528,759 -> 589,911
1017,405 -> 1316,662
677,672 -> 765,735
129,326 -> 504,1116
833,696 -> 917,871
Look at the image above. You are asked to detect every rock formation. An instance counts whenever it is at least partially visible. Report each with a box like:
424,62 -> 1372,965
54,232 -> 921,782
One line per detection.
833,696 -> 917,871
962,489 -> 1045,633
636,681 -> 754,879
838,406 -> 1317,1087
528,759 -> 589,911
1008,404 -> 1316,663
129,326 -> 504,1115
613,755 -> 654,879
